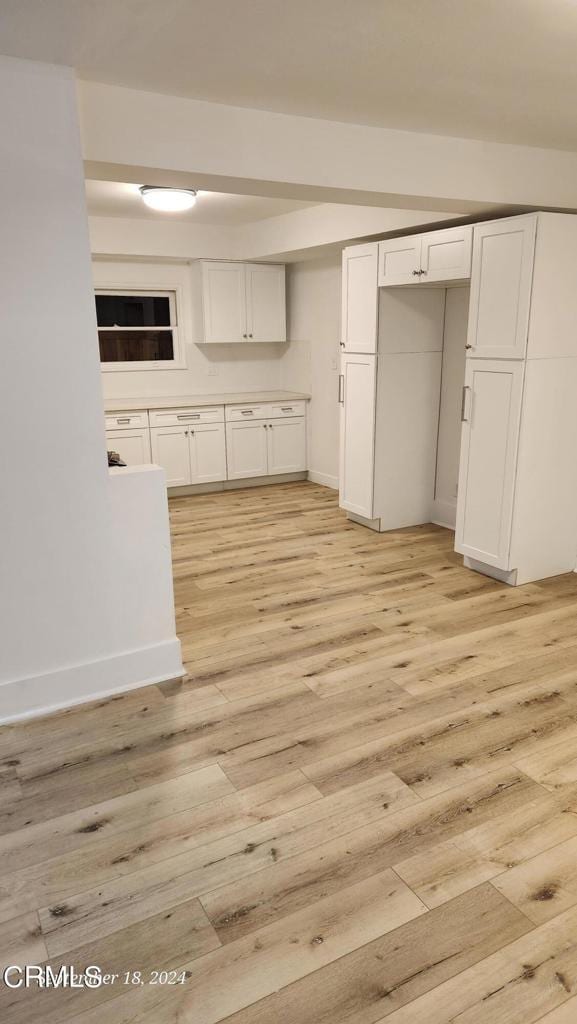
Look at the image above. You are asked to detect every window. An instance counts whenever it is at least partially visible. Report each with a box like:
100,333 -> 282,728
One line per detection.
95,289 -> 185,370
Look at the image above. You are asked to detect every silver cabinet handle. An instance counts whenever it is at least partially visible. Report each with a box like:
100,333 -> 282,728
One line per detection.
177,413 -> 200,420
338,374 -> 344,405
280,407 -> 293,412
117,417 -> 130,424
461,386 -> 471,422
240,409 -> 254,415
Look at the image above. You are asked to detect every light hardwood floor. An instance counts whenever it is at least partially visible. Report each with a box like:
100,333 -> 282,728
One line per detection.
4,481 -> 577,1023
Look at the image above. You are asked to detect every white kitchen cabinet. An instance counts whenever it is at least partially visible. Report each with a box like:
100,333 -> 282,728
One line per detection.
378,236 -> 422,287
226,420 -> 269,479
199,262 -> 246,343
106,427 -> 151,466
339,352 -> 377,518
151,422 -> 227,487
193,261 -> 286,343
378,226 -> 472,287
245,264 -> 286,342
455,360 -> 524,569
267,417 -> 306,474
189,423 -> 227,484
466,215 -> 536,359
339,213 -> 577,585
341,243 -> 379,352
150,426 -> 192,487
420,226 -> 472,283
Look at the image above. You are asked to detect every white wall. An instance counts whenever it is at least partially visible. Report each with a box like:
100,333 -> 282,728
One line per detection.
0,57 -> 182,722
283,256 -> 342,488
89,215 -> 236,261
93,259 -> 286,401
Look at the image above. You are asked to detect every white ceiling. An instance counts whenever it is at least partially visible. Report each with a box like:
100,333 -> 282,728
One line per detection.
85,181 -> 316,224
2,0 -> 577,150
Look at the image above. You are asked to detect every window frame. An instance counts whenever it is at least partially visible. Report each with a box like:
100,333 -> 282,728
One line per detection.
96,285 -> 187,372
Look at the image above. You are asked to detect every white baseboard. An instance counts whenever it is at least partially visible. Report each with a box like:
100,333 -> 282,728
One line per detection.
307,470 -> 339,490
0,638 -> 184,724
168,472 -> 307,497
431,498 -> 457,531
463,556 -> 518,587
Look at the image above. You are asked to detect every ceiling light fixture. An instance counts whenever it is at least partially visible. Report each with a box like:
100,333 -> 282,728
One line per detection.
139,186 -> 197,212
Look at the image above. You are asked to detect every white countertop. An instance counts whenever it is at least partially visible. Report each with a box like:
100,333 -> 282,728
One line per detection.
104,390 -> 310,413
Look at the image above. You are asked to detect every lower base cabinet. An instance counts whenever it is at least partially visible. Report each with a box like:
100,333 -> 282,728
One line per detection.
225,420 -> 269,480
226,416 -> 306,479
151,423 -> 227,487
105,427 -> 151,466
267,417 -> 307,474
107,401 -> 307,487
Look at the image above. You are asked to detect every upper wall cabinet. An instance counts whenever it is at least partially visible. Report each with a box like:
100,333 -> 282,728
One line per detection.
193,261 -> 286,343
341,243 -> 379,353
245,264 -> 286,343
420,227 -> 473,284
378,226 -> 472,287
466,216 -> 536,359
378,236 -> 422,287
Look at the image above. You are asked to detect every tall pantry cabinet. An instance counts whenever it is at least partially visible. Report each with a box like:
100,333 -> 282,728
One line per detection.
340,213 -> 577,585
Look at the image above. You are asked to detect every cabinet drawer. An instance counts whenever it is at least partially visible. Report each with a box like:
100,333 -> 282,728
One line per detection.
225,404 -> 269,422
269,401 -> 305,419
105,410 -> 149,429
149,406 -> 224,427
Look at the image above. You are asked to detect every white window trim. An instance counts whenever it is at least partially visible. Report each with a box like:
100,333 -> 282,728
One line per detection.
96,284 -> 187,372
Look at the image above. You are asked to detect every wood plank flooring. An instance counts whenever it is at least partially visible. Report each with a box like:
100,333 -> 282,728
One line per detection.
3,481 -> 577,1022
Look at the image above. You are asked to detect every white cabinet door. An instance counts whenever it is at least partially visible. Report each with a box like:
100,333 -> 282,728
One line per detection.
245,264 -> 286,342
466,216 -> 536,359
339,352 -> 377,518
455,360 -> 524,569
150,426 -> 191,487
341,244 -> 379,353
225,420 -> 269,480
420,226 -> 472,283
201,262 -> 247,343
267,417 -> 306,474
105,427 -> 151,466
189,423 -> 227,484
378,237 -> 421,287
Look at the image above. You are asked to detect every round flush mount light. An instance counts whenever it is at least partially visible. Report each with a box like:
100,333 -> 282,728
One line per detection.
139,186 -> 197,212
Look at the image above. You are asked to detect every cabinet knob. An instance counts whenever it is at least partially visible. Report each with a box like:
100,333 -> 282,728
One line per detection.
243,333 -> 247,338
339,341 -> 345,348
420,269 -> 427,275
412,269 -> 420,276
263,423 -> 267,429
249,334 -> 253,338
465,344 -> 473,350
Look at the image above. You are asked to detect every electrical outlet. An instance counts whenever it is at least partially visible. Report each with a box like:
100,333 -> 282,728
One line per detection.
207,367 -> 218,376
